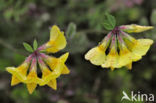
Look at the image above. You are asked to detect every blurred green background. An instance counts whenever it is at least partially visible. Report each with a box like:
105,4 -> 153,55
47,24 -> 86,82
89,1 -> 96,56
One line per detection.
0,0 -> 156,103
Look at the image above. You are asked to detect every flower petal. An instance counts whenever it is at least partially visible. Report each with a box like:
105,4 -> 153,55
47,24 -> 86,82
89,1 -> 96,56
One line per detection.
117,34 -> 141,68
85,32 -> 112,66
118,45 -> 133,67
43,53 -> 69,75
42,68 -> 51,78
47,79 -> 57,90
131,39 -> 153,56
123,37 -> 153,57
38,58 -> 57,86
59,52 -> 69,63
126,63 -> 132,70
25,58 -> 41,84
25,71 -> 41,84
6,66 -> 28,82
102,47 -> 119,69
6,56 -> 32,82
85,46 -> 106,65
121,32 -> 144,61
120,24 -> 154,33
46,25 -> 67,53
102,34 -> 120,69
26,83 -> 37,94
11,75 -> 21,86
61,65 -> 70,74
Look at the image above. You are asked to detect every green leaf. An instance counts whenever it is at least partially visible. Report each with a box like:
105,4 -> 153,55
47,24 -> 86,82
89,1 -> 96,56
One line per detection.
103,13 -> 116,30
33,39 -> 38,50
66,22 -> 76,39
23,42 -> 33,52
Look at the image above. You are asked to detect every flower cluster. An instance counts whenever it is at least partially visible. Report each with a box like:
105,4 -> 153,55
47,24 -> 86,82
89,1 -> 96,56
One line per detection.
6,25 -> 70,94
85,24 -> 153,70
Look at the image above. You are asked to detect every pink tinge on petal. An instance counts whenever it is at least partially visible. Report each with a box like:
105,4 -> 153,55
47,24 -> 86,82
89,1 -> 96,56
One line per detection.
38,44 -> 46,51
38,56 -> 47,67
119,26 -> 127,30
39,53 -> 49,59
38,56 -> 48,70
102,32 -> 112,42
117,33 -> 124,43
110,34 -> 116,48
120,30 -> 129,37
38,57 -> 44,64
25,55 -> 33,63
30,58 -> 37,71
106,32 -> 112,39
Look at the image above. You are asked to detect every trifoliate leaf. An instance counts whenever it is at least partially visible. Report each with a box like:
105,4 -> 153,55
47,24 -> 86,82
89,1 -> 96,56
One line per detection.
103,13 -> 116,30
33,39 -> 38,50
23,42 -> 33,52
66,22 -> 76,39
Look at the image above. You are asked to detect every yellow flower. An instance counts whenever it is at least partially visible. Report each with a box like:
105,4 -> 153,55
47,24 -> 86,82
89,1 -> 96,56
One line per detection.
101,34 -> 120,70
38,25 -> 67,53
6,55 -> 32,86
85,25 -> 153,70
6,25 -> 70,94
121,31 -> 153,58
25,58 -> 41,94
38,52 -> 69,90
117,33 -> 142,69
85,32 -> 111,65
38,57 -> 57,90
120,24 -> 154,33
41,52 -> 70,77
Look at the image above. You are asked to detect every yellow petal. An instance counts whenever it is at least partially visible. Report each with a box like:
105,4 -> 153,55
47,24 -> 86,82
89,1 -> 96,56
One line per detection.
126,63 -> 132,70
46,25 -> 67,53
122,24 -> 154,33
41,67 -> 57,85
52,62 -> 64,77
46,57 -> 58,71
118,45 -> 133,67
110,67 -> 115,71
44,53 -> 69,73
122,34 -> 153,65
27,71 -> 37,79
6,62 -> 30,83
42,68 -> 51,78
11,75 -> 21,86
38,60 -> 58,86
102,47 -> 119,68
85,46 -> 106,65
41,62 -> 64,86
25,71 -> 41,84
59,52 -> 69,62
122,38 -> 142,61
47,79 -> 57,90
6,67 -> 27,82
17,63 -> 29,75
131,39 -> 153,56
61,65 -> 70,74
26,83 -> 37,94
